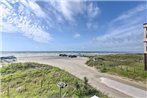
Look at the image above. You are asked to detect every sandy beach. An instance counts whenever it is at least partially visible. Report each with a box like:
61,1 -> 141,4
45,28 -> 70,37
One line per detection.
14,55 -> 147,98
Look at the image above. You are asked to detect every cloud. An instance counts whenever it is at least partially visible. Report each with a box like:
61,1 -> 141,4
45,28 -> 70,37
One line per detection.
74,33 -> 80,38
0,0 -> 52,43
94,4 -> 146,51
27,0 -> 46,18
86,22 -> 92,29
86,22 -> 98,29
0,22 -> 19,33
48,0 -> 84,22
1,0 -> 101,43
87,3 -> 100,19
111,4 -> 146,24
86,3 -> 100,29
48,0 -> 100,23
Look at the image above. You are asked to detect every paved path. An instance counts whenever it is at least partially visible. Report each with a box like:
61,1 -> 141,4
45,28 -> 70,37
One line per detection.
18,56 -> 147,98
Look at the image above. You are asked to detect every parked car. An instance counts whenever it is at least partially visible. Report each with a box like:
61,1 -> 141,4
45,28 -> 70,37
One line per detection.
59,54 -> 68,57
68,55 -> 77,58
0,56 -> 17,62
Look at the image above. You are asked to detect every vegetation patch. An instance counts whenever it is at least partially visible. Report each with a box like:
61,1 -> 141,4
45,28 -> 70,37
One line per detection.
0,62 -> 108,98
86,54 -> 147,82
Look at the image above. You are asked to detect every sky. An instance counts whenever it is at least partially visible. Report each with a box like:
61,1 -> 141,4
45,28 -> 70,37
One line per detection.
0,0 -> 147,52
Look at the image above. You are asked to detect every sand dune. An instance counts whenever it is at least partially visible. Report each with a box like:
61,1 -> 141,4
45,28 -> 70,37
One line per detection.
17,56 -> 147,98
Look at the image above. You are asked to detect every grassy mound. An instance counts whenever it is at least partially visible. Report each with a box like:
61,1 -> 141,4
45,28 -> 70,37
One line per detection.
0,62 -> 108,98
86,54 -> 147,82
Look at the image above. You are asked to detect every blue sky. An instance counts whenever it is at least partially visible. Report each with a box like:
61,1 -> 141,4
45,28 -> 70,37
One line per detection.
0,0 -> 147,52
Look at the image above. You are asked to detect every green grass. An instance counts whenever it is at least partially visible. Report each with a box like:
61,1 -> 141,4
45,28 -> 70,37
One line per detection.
0,62 -> 108,98
86,54 -> 147,82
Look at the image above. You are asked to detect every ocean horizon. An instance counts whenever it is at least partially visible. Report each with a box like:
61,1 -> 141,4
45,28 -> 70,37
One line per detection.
0,51 -> 142,53
0,51 -> 143,57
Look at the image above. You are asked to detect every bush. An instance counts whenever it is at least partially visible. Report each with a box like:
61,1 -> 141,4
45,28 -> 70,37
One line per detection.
86,54 -> 147,81
16,86 -> 26,93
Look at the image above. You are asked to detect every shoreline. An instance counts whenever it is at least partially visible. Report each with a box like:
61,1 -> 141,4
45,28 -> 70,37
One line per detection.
1,52 -> 143,58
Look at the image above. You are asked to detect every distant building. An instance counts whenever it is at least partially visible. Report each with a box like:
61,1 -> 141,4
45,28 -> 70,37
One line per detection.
143,23 -> 147,70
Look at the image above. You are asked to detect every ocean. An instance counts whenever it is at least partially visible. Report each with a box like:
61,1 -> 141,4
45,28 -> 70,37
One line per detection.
0,51 -> 138,57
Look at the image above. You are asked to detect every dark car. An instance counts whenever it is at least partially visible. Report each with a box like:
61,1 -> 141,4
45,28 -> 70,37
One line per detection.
59,54 -> 68,57
8,56 -> 17,61
0,57 -> 8,61
68,55 -> 77,58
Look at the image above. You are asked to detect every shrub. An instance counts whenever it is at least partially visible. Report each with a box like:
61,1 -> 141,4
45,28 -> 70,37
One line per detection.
16,86 -> 26,93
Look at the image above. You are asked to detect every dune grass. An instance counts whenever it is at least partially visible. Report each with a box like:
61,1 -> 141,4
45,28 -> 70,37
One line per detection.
86,54 -> 147,82
0,62 -> 108,98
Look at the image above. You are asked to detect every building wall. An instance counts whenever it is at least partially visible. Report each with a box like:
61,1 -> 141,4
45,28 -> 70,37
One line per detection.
144,25 -> 147,53
144,54 -> 147,70
144,24 -> 147,70
144,43 -> 147,53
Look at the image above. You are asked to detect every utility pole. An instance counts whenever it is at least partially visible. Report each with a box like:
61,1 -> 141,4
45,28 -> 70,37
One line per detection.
143,23 -> 147,70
